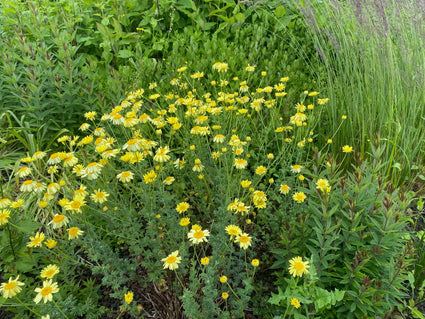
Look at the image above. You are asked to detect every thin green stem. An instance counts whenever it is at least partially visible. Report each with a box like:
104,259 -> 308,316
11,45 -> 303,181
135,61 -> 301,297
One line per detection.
53,299 -> 70,319
15,296 -> 42,317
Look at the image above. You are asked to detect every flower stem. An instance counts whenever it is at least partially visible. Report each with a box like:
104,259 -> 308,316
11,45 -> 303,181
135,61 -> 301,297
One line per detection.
53,299 -> 70,319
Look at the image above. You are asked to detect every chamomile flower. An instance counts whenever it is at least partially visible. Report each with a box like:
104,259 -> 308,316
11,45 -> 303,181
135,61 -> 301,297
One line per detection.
16,167 -> 32,178
0,198 -> 11,208
225,225 -> 242,237
34,279 -> 59,304
162,250 -> 181,270
187,225 -> 210,244
90,190 -> 109,204
117,171 -> 134,183
68,227 -> 83,240
280,184 -> 290,194
27,232 -> 45,248
0,276 -> 24,299
235,233 -> 252,250
50,214 -> 69,229
40,265 -> 60,279
0,209 -> 11,225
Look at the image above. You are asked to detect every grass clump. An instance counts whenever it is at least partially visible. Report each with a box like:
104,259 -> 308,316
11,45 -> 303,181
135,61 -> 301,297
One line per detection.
294,0 -> 425,185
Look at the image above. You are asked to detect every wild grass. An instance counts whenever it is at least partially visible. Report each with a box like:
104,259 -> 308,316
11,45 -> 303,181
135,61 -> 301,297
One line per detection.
295,0 -> 425,185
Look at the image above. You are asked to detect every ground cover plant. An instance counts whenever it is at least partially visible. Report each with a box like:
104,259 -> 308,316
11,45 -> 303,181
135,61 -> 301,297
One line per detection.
1,0 -> 425,318
0,62 -> 421,318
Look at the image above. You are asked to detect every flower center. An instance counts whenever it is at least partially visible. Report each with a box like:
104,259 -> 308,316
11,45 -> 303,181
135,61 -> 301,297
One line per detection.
239,236 -> 249,243
40,287 -> 52,296
294,262 -> 304,271
23,180 -> 33,185
127,139 -> 137,145
122,172 -> 130,178
193,230 -> 204,239
46,270 -> 55,277
53,215 -> 65,223
71,201 -> 81,209
4,282 -> 15,290
69,228 -> 78,235
166,256 -> 177,264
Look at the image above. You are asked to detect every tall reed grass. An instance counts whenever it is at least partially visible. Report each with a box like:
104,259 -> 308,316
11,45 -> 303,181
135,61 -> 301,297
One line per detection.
295,0 -> 425,185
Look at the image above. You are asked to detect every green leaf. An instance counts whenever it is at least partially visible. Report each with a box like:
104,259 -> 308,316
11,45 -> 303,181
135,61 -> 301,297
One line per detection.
410,307 -> 425,319
268,287 -> 285,305
274,6 -> 286,18
13,220 -> 41,234
117,50 -> 133,58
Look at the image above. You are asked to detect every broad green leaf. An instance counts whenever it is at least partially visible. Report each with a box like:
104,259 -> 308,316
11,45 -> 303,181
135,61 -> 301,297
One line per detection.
274,6 -> 286,18
13,220 -> 41,234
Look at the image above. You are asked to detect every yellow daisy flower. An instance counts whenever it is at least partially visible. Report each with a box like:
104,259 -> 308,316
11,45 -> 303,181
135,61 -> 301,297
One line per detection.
288,256 -> 310,277
0,275 -> 24,299
162,250 -> 181,270
33,279 -> 59,304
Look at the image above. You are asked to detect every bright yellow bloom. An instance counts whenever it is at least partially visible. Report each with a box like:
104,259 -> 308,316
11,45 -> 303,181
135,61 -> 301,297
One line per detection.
255,166 -> 267,175
20,180 -> 36,192
342,145 -> 353,153
154,146 -> 171,162
90,190 -> 109,204
40,265 -> 60,279
225,225 -> 242,237
16,166 -> 32,178
179,218 -> 190,226
163,176 -> 175,185
176,202 -> 190,214
201,257 -> 210,265
65,197 -> 86,214
0,209 -> 11,225
27,232 -> 45,248
162,250 -> 181,270
280,184 -> 290,195
10,199 -> 24,209
117,171 -> 134,183
293,192 -> 306,203
235,233 -> 252,250
291,297 -> 301,309
68,227 -> 83,240
291,165 -> 302,173
188,225 -> 210,244
316,179 -> 330,192
0,276 -> 24,299
44,239 -> 57,249
125,291 -> 133,304
143,170 -> 157,183
222,292 -> 229,299
50,214 -> 69,229
0,198 -> 12,208
34,279 -> 59,304
251,259 -> 260,267
288,256 -> 310,277
220,276 -> 227,283
234,158 -> 248,169
241,180 -> 252,188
